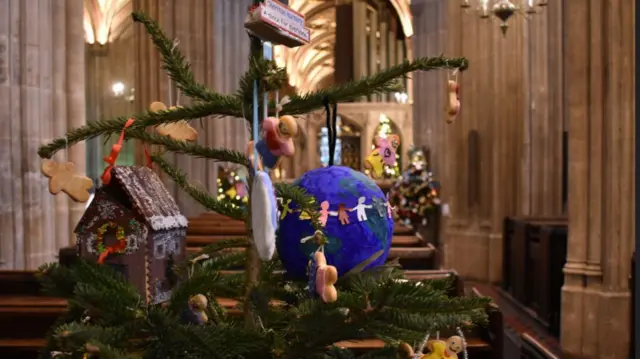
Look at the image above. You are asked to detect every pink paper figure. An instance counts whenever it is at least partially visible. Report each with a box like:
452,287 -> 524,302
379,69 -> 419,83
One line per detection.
319,201 -> 330,226
385,193 -> 394,218
386,202 -> 394,218
349,196 -> 372,222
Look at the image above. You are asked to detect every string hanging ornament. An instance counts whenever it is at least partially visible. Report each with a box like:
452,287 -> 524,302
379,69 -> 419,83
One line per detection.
321,96 -> 338,167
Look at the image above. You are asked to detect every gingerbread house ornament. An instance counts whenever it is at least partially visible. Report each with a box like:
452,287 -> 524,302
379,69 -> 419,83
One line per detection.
74,166 -> 188,304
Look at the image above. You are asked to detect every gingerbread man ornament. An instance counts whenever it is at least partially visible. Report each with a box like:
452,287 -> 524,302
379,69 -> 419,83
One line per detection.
150,101 -> 198,141
41,160 -> 93,203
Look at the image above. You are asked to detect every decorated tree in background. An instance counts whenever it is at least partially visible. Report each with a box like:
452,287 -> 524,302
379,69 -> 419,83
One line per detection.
34,4 -> 489,359
216,166 -> 248,209
388,147 -> 441,229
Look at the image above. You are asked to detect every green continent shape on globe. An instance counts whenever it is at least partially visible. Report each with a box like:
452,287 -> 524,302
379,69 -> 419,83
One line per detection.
297,233 -> 342,258
338,177 -> 361,198
350,170 -> 381,192
364,208 -> 389,247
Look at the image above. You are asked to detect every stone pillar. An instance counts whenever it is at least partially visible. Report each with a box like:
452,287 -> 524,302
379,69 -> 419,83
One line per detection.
212,0 -> 252,162
561,0 -> 634,358
0,0 -> 85,269
410,0 -> 446,178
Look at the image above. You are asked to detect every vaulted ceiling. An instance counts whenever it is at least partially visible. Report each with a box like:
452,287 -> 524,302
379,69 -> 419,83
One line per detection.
274,0 -> 337,93
81,0 -> 413,93
275,0 -> 413,93
83,0 -> 132,45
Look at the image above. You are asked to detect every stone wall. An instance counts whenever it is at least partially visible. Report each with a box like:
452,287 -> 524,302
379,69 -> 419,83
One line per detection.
0,0 -> 85,269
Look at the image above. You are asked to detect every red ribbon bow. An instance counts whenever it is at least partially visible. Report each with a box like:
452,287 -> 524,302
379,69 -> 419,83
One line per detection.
100,119 -> 152,185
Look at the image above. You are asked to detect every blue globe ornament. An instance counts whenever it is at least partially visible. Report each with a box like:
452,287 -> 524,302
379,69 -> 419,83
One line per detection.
277,166 -> 394,279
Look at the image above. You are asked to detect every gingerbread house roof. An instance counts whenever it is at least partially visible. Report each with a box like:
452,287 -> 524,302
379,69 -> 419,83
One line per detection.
109,166 -> 188,231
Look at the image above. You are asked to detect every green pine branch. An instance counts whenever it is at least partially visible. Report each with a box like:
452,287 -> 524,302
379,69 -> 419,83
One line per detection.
133,130 -> 251,166
53,322 -> 132,355
274,182 -> 322,231
151,154 -> 248,220
278,55 -> 468,116
38,101 -> 243,159
237,57 -> 288,105
132,11 -> 242,108
178,238 -> 250,274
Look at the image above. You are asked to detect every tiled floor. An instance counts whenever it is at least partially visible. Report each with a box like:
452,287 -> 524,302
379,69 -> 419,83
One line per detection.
469,282 -> 562,358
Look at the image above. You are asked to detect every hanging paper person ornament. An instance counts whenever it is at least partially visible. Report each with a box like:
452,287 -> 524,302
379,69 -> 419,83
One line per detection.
246,115 -> 298,171
446,79 -> 460,124
365,134 -> 401,179
307,250 -> 338,303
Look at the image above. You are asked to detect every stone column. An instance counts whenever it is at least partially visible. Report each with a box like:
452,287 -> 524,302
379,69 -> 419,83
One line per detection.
561,0 -> 634,358
410,0 -> 446,178
66,0 -> 87,253
0,0 -> 85,269
212,0 -> 252,175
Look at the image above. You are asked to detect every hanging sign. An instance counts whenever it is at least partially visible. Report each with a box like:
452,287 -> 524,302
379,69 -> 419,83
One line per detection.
245,0 -> 311,47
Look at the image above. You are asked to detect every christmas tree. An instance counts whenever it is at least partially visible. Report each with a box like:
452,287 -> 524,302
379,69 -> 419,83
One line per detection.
388,147 -> 441,229
216,166 -> 249,209
35,8 -> 490,359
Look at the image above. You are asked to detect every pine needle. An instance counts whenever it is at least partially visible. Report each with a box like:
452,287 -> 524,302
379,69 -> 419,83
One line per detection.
279,56 -> 468,116
151,154 -> 248,220
38,101 -> 243,159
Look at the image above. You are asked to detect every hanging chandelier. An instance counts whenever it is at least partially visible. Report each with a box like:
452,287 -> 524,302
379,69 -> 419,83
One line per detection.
461,0 -> 547,35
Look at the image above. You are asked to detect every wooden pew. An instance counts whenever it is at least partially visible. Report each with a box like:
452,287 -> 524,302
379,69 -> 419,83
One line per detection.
631,252 -> 635,359
519,333 -> 561,359
470,287 -> 503,359
185,213 -> 435,266
0,270 -> 502,359
502,216 -> 567,337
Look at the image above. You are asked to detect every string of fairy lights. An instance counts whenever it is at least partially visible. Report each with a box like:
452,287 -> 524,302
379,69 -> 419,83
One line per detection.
216,167 -> 248,208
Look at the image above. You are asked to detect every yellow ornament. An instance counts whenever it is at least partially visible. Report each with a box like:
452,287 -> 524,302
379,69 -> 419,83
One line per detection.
423,340 -> 458,359
225,186 -> 238,198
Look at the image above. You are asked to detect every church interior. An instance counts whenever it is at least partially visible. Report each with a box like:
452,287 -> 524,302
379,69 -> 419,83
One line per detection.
0,0 -> 635,358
